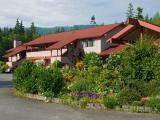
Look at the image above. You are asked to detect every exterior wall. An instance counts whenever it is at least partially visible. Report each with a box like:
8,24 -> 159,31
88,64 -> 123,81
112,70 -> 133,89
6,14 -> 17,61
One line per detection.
14,40 -> 22,48
6,62 -> 13,68
51,49 -> 67,56
83,39 -> 101,53
8,54 -> 21,62
27,51 -> 52,58
101,25 -> 125,51
51,57 -> 62,63
50,56 -> 71,65
26,49 -> 67,58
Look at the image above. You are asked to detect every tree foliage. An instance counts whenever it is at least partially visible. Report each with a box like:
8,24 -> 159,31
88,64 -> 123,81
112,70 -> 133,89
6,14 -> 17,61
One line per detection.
135,7 -> 144,20
126,3 -> 134,19
83,52 -> 102,67
0,19 -> 39,61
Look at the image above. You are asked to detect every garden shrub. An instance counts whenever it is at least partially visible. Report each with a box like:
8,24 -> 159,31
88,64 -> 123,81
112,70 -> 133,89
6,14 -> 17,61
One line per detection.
118,88 -> 142,104
0,61 -> 8,73
83,52 -> 102,67
70,77 -> 89,93
103,95 -> 119,109
106,53 -> 123,70
79,97 -> 90,108
75,61 -> 84,70
37,68 -> 64,97
22,65 -> 43,94
145,98 -> 160,111
13,60 -> 36,91
50,60 -> 63,68
61,66 -> 75,82
132,101 -> 143,106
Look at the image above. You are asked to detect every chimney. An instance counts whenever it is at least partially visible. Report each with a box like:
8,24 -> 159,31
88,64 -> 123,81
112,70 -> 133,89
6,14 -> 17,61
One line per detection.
13,39 -> 22,48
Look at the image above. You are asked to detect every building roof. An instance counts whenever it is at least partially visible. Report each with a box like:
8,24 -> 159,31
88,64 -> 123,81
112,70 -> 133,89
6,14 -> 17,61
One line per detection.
109,18 -> 160,42
107,24 -> 135,43
99,44 -> 127,57
4,46 -> 37,58
5,23 -> 124,57
25,23 -> 123,47
46,23 -> 124,50
4,46 -> 26,58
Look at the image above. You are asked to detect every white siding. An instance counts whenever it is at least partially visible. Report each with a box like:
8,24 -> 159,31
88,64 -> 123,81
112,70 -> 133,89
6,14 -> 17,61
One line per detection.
78,39 -> 101,53
27,51 -> 51,58
51,57 -> 62,63
26,49 -> 67,58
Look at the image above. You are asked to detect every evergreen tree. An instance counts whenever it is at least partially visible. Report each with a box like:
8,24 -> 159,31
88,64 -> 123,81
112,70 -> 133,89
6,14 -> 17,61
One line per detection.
26,22 -> 38,41
70,25 -> 79,31
145,14 -> 150,22
126,3 -> 134,19
90,15 -> 97,25
30,22 -> 36,35
20,21 -> 25,35
14,18 -> 21,34
135,7 -> 144,20
59,27 -> 65,32
151,12 -> 160,26
54,27 -> 61,33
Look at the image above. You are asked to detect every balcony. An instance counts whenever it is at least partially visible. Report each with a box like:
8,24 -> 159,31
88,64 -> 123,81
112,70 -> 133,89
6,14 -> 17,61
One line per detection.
26,49 -> 67,58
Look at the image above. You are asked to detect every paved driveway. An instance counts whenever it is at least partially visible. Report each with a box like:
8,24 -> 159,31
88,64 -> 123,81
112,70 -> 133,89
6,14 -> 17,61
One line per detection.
0,74 -> 160,120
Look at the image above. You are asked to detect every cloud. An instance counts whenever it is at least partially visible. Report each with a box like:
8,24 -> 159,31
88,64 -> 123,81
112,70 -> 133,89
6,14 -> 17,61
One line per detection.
0,0 -> 159,27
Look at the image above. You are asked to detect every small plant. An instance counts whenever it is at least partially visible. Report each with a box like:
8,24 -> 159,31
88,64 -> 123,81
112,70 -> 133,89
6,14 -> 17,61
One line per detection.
62,66 -> 75,82
75,61 -> 84,70
79,97 -> 90,108
118,88 -> 141,104
132,101 -> 143,106
145,97 -> 160,111
73,92 -> 100,99
0,61 -> 8,73
70,78 -> 89,92
103,96 -> 119,109
50,60 -> 63,68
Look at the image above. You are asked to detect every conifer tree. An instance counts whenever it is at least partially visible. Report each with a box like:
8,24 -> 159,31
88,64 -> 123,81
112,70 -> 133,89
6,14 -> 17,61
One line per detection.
14,18 -> 21,34
135,7 -> 144,20
90,15 -> 97,25
126,3 -> 134,19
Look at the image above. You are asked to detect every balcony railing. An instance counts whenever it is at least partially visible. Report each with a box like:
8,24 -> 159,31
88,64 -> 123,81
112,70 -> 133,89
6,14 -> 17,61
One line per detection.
26,49 -> 67,58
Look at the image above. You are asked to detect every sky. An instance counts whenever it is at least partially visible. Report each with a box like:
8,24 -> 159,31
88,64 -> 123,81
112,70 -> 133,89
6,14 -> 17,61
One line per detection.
0,0 -> 159,27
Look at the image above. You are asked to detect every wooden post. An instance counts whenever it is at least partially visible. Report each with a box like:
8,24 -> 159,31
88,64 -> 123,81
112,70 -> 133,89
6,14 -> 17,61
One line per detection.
51,50 -> 52,57
61,48 -> 62,56
57,49 -> 58,56
140,27 -> 144,41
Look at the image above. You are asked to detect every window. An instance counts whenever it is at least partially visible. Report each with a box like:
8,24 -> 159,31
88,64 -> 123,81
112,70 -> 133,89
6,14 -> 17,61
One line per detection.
83,39 -> 94,47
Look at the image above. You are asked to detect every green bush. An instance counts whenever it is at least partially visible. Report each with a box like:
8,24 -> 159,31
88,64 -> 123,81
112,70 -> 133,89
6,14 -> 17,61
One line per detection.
0,61 -> 8,73
13,60 -> 65,97
13,60 -> 36,91
132,101 -> 143,106
145,98 -> 160,111
103,96 -> 119,109
83,52 -> 102,67
50,60 -> 63,68
61,66 -> 75,82
118,88 -> 142,104
36,68 -> 64,97
70,78 -> 89,92
79,97 -> 90,108
22,65 -> 43,94
106,53 -> 123,70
